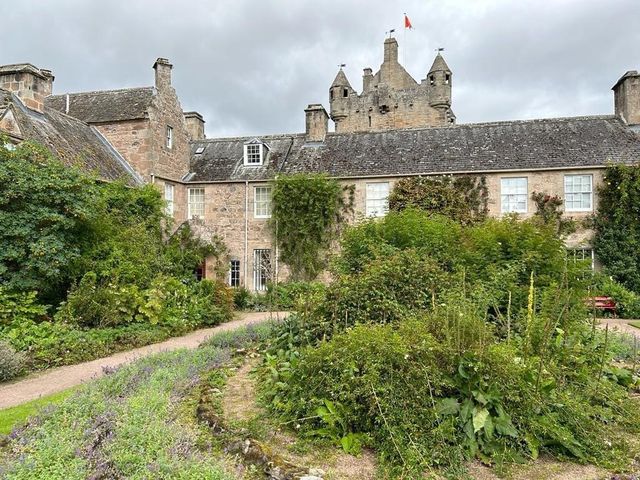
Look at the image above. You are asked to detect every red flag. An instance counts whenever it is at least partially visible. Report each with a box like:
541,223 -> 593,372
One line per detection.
404,14 -> 413,29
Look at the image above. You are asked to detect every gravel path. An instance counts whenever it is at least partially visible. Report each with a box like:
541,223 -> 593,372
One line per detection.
0,311 -> 287,410
599,318 -> 640,338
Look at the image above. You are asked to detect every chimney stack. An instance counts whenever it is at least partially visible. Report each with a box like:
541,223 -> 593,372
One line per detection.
613,70 -> 640,126
184,111 -> 206,140
0,63 -> 54,113
153,58 -> 173,91
304,104 -> 329,142
362,68 -> 373,92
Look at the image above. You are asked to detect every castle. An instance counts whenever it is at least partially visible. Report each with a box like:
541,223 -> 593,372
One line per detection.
1,38 -> 639,290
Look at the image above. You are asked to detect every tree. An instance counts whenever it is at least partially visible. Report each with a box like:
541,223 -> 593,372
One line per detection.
593,163 -> 640,293
0,141 -> 95,301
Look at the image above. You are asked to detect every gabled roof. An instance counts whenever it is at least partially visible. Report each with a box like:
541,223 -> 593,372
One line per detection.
0,88 -> 142,184
188,116 -> 640,182
46,87 -> 155,123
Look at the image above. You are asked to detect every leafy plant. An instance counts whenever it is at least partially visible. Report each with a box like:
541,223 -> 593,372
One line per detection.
270,173 -> 354,281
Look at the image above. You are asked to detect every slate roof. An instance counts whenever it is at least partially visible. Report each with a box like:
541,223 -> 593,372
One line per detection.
0,89 -> 142,184
46,87 -> 155,123
188,115 -> 640,182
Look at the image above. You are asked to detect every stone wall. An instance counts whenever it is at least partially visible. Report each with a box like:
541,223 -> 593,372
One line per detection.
95,119 -> 154,179
185,168 -> 604,289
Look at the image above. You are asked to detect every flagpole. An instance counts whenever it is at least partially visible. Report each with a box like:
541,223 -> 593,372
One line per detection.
403,13 -> 406,67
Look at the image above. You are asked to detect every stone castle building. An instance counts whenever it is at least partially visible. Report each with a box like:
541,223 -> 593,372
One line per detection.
1,38 -> 639,290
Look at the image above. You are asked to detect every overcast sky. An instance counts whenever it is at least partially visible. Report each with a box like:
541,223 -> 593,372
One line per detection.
2,0 -> 638,137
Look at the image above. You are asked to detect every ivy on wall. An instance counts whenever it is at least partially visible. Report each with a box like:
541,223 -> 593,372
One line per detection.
388,174 -> 488,224
270,174 -> 354,281
593,163 -> 640,293
531,191 -> 575,236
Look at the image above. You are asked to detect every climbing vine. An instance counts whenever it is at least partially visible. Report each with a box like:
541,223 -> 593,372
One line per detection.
593,163 -> 640,293
531,191 -> 575,235
388,174 -> 488,224
270,174 -> 354,281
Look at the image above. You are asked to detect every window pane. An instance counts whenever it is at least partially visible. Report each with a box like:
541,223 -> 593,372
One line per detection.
245,144 -> 262,164
501,177 -> 527,213
564,175 -> 592,211
254,186 -> 272,217
366,182 -> 389,217
253,249 -> 271,291
188,188 -> 205,219
229,260 -> 241,287
164,184 -> 174,215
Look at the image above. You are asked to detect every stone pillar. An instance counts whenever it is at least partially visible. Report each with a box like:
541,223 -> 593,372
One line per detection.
383,38 -> 399,64
362,68 -> 373,92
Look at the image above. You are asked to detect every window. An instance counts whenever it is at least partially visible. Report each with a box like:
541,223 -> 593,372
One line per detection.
366,182 -> 390,217
570,248 -> 595,270
188,187 -> 205,219
501,177 -> 528,213
330,89 -> 334,100
564,174 -> 593,212
342,88 -> 348,97
253,249 -> 271,291
195,146 -> 205,154
229,260 -> 241,287
166,126 -> 173,149
244,143 -> 263,165
445,74 -> 450,84
164,183 -> 174,216
254,186 -> 272,218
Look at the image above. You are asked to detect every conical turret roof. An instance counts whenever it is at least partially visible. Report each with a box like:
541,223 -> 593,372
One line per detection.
428,53 -> 451,73
331,68 -> 353,89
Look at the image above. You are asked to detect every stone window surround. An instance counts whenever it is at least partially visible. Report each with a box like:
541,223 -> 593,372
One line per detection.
500,176 -> 528,214
564,174 -> 593,212
229,259 -> 241,287
365,181 -> 390,217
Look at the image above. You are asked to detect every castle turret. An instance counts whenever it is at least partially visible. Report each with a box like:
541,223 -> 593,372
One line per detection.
613,70 -> 640,126
329,68 -> 354,129
427,52 -> 452,109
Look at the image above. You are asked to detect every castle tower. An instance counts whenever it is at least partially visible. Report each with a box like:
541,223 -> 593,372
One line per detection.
426,52 -> 455,124
329,68 -> 355,129
323,37 -> 456,133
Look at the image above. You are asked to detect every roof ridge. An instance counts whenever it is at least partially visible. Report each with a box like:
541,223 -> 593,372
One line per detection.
191,133 -> 306,144
48,86 -> 155,98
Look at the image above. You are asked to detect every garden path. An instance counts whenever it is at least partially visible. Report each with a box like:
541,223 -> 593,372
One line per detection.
600,318 -> 640,338
0,311 -> 287,410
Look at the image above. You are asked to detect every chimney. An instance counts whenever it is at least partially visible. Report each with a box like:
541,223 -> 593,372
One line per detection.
304,104 -> 329,142
613,70 -> 640,126
153,57 -> 173,90
383,38 -> 399,64
362,68 -> 373,92
184,111 -> 206,140
0,63 -> 54,113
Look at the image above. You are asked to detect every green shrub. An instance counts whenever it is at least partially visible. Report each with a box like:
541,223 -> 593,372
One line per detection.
595,275 -> 640,319
0,340 -> 26,381
266,281 -> 326,310
233,286 -> 252,310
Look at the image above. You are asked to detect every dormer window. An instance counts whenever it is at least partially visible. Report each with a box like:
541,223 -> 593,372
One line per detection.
244,142 -> 264,166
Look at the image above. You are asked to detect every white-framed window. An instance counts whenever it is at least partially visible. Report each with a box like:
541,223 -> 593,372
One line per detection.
365,182 -> 390,217
254,186 -> 272,218
501,177 -> 528,213
188,187 -> 205,219
166,126 -> 173,149
564,174 -> 593,212
229,260 -> 241,287
244,143 -> 263,165
570,248 -> 595,270
164,183 -> 174,216
253,249 -> 271,291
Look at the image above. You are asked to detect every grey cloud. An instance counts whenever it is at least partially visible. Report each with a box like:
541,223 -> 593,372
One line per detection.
1,0 -> 638,137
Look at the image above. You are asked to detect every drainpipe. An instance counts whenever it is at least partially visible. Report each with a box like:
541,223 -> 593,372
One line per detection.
244,180 -> 249,289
